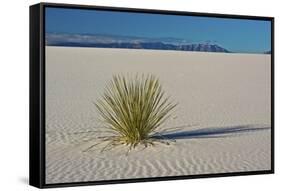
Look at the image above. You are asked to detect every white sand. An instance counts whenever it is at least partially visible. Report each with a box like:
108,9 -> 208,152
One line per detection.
45,47 -> 271,184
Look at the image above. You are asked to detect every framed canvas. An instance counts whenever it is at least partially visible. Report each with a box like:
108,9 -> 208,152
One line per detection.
29,2 -> 274,188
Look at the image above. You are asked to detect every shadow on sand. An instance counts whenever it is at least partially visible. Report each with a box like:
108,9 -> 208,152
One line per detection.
152,124 -> 270,140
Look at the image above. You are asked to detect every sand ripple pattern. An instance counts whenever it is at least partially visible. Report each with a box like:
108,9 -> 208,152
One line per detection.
46,124 -> 271,183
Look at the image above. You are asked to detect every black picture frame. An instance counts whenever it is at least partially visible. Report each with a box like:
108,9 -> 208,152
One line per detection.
30,2 -> 274,189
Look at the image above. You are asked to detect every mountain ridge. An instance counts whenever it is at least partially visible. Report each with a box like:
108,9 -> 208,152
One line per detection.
48,33 -> 267,53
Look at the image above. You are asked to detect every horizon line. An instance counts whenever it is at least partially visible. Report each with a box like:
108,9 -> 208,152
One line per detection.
45,32 -> 271,54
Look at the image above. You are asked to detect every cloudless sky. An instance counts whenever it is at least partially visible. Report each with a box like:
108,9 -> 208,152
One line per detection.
45,7 -> 271,53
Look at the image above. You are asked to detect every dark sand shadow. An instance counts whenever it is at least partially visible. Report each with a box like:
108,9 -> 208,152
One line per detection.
152,124 -> 270,140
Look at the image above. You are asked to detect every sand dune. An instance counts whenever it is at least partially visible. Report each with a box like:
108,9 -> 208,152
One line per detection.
46,47 -> 271,184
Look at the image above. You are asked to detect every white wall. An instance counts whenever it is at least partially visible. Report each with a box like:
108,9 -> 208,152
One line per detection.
0,0 -> 279,190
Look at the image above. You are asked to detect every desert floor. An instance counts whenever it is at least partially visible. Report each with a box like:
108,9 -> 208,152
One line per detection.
45,47 -> 271,184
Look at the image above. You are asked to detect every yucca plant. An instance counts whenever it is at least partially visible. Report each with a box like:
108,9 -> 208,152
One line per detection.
93,74 -> 177,151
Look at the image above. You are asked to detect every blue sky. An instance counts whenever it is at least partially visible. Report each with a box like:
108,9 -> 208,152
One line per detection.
45,7 -> 271,53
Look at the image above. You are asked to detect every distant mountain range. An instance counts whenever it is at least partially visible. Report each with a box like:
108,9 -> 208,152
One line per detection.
46,33 -> 269,54
46,33 -> 229,53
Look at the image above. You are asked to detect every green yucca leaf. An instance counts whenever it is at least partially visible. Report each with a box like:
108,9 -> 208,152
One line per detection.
95,74 -> 177,148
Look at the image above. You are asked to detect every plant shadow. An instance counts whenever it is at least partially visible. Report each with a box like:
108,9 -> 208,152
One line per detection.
152,124 -> 270,140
